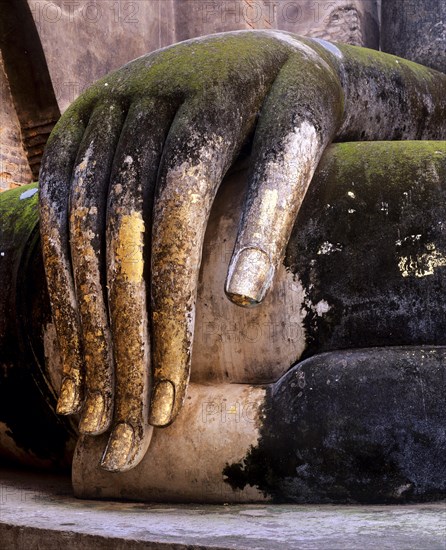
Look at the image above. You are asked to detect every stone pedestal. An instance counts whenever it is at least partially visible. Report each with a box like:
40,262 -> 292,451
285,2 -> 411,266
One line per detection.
0,468 -> 444,549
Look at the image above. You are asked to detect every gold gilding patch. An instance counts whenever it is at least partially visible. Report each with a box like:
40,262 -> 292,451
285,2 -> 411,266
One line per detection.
116,213 -> 145,283
398,243 -> 446,278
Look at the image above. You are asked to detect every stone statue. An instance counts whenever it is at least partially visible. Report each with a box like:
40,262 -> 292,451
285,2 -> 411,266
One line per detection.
39,30 -> 446,467
2,140 -> 446,503
1,30 -> 446,502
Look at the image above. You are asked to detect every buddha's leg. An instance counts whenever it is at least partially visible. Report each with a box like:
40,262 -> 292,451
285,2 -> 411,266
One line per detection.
73,141 -> 446,502
0,184 -> 76,468
229,347 -> 446,504
74,348 -> 446,504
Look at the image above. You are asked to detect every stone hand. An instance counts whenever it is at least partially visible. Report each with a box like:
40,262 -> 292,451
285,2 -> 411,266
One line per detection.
39,30 -> 446,472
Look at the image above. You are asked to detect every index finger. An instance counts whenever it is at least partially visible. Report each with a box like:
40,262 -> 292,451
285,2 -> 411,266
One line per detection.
225,54 -> 343,306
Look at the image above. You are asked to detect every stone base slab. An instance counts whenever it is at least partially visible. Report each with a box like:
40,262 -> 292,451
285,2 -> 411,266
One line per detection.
0,467 -> 444,549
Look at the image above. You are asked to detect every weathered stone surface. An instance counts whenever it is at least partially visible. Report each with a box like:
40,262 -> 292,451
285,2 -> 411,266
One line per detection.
73,383 -> 267,503
0,5 -> 445,502
40,31 -> 446,444
0,468 -> 445,550
0,1 -> 60,184
3,0 -> 378,189
38,31 -> 446,470
271,0 -> 378,46
29,0 -> 177,113
0,183 -> 75,468
73,142 -> 446,503
175,0 -> 379,47
0,55 -> 33,190
381,0 -> 446,73
226,347 -> 446,503
30,0 -> 379,114
195,142 -> 446,381
2,141 -> 446,500
286,141 -> 446,354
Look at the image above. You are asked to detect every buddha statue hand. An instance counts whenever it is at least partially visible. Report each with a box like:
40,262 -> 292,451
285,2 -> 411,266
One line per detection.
39,30 -> 446,472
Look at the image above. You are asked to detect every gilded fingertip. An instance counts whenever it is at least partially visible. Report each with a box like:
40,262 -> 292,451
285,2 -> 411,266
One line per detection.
149,380 -> 175,427
57,377 -> 81,415
79,392 -> 109,435
100,422 -> 135,472
225,247 -> 274,307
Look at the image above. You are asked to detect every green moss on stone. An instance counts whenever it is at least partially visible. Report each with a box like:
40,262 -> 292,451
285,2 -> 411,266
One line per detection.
338,42 -> 440,80
0,183 -> 39,242
329,141 -> 446,188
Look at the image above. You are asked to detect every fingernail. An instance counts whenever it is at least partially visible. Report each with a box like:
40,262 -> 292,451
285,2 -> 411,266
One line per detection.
149,380 -> 175,427
79,392 -> 107,435
100,423 -> 135,472
57,377 -> 80,415
225,248 -> 274,307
